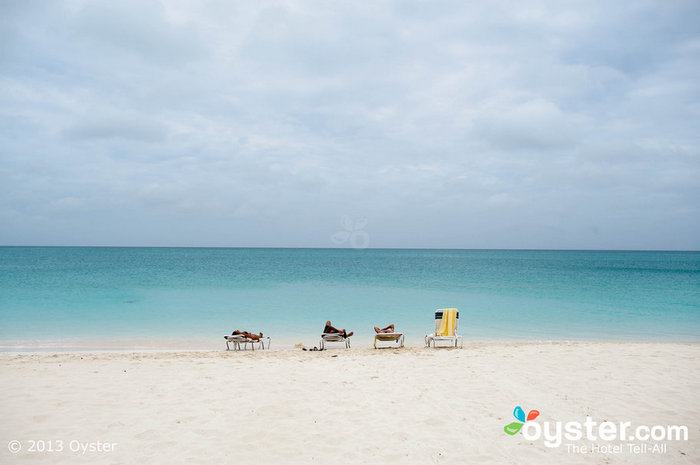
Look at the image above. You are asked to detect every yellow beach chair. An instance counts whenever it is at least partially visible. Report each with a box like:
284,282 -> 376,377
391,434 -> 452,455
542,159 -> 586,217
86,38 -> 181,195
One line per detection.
373,331 -> 405,349
425,308 -> 463,348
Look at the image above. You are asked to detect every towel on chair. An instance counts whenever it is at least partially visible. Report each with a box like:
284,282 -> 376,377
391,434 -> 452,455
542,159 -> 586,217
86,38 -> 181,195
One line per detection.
438,308 -> 457,336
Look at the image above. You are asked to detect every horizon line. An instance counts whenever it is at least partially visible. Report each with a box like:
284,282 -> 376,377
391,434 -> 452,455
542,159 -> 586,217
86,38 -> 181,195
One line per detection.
1,245 -> 698,253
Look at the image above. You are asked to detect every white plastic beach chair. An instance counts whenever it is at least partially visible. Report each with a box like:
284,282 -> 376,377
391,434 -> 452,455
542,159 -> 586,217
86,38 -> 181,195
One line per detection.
373,332 -> 405,349
224,334 -> 271,351
425,308 -> 463,348
320,333 -> 350,349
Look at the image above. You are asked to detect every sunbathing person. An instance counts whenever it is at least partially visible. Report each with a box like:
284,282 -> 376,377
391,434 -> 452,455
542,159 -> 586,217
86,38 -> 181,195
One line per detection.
231,330 -> 263,341
374,324 -> 395,333
323,320 -> 354,338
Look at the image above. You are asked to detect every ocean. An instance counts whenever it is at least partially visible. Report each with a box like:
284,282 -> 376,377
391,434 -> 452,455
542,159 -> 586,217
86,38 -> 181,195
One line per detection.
0,247 -> 698,349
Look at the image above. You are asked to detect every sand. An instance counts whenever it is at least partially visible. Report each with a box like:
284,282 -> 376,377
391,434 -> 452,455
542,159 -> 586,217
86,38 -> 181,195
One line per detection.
1,342 -> 698,464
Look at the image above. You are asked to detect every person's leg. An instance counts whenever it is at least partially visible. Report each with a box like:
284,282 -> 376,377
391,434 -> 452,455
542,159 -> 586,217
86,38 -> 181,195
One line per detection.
325,321 -> 351,337
382,324 -> 395,333
243,331 -> 261,341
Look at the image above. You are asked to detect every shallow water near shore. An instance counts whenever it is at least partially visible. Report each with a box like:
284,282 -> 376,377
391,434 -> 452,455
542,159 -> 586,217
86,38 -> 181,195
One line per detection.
1,247 -> 698,349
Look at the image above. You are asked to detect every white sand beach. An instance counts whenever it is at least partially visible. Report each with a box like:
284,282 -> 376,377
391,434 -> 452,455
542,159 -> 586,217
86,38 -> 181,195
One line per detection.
1,342 -> 698,464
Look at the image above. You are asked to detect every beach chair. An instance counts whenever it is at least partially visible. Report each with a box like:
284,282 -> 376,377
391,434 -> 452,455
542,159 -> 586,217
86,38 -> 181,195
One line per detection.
425,308 -> 463,348
373,332 -> 405,349
224,334 -> 271,351
320,333 -> 350,349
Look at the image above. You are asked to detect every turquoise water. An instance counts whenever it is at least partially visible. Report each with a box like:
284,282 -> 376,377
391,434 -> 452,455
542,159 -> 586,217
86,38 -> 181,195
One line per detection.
0,247 -> 698,348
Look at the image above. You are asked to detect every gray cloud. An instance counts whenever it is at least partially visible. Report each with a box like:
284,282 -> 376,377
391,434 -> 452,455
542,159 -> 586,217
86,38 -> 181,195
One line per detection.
63,115 -> 167,142
0,0 -> 698,249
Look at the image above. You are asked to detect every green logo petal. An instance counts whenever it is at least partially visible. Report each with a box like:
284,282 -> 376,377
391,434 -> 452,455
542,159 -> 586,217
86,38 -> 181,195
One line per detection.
504,422 -> 523,435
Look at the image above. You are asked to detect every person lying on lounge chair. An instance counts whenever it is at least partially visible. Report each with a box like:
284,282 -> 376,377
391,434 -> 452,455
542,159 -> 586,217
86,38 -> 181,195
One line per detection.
231,330 -> 263,341
374,324 -> 395,333
323,321 -> 354,338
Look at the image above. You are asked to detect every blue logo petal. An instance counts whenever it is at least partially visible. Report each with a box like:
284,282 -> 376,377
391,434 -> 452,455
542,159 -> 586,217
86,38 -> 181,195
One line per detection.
513,406 -> 526,423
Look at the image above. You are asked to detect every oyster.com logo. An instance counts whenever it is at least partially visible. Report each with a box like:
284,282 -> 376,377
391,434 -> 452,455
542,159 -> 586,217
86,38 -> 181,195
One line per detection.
504,406 -> 540,435
502,405 -> 688,452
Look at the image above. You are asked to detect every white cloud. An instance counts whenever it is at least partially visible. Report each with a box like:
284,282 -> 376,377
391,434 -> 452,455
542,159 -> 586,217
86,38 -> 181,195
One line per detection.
0,0 -> 698,249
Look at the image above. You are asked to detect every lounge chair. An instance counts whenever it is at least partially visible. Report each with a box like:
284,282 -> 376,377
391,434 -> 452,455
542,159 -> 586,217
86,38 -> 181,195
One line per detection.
224,334 -> 270,351
320,333 -> 350,349
425,308 -> 463,348
373,331 -> 405,348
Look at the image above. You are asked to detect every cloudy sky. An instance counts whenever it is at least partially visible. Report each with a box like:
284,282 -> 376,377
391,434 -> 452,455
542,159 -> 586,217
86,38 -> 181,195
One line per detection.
1,0 -> 699,249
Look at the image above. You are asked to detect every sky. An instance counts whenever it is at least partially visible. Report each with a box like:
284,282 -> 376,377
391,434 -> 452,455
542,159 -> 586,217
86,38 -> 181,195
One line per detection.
1,0 -> 699,249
